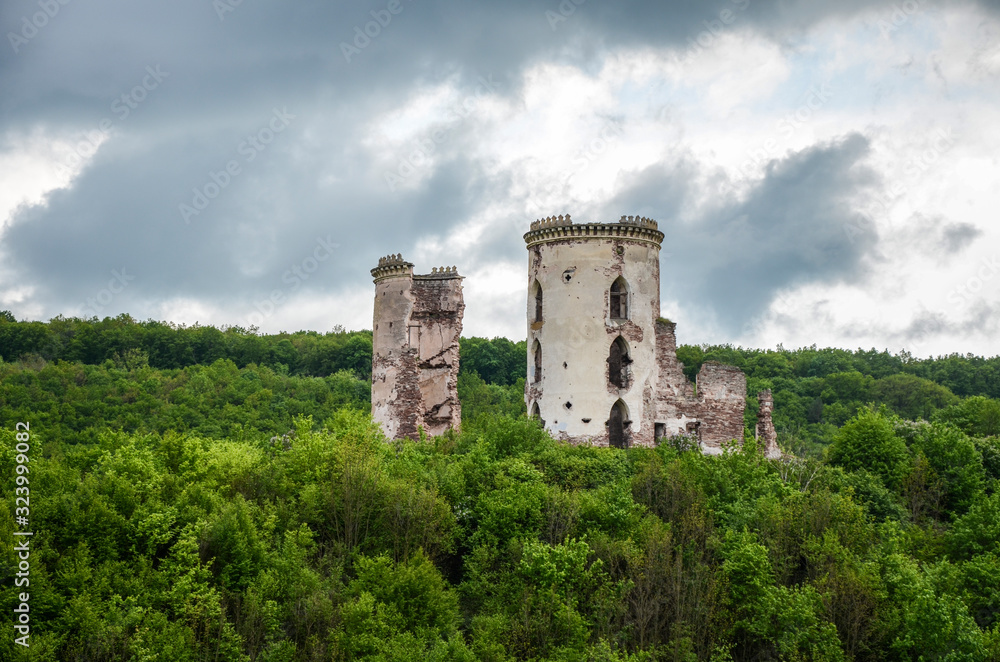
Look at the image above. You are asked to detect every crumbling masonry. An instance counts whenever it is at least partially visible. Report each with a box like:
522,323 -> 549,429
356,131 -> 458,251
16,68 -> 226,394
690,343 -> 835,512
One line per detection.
370,216 -> 778,456
370,255 -> 464,440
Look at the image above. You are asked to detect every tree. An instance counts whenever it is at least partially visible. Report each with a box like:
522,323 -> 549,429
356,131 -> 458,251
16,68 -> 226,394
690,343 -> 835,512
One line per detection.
827,406 -> 910,491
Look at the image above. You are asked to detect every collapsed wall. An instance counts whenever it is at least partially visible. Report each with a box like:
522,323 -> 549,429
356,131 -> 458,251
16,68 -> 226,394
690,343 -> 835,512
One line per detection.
756,389 -> 780,457
371,255 -> 463,440
653,319 -> 748,453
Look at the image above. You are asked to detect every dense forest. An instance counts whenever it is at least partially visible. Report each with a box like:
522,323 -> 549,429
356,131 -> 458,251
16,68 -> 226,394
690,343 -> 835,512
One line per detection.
2,314 -> 999,660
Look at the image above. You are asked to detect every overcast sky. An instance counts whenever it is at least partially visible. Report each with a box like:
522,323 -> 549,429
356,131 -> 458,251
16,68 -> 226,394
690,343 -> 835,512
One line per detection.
2,0 -> 998,357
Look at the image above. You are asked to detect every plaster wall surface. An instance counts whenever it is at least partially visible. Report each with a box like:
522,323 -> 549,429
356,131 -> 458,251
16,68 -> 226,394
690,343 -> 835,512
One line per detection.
372,269 -> 418,440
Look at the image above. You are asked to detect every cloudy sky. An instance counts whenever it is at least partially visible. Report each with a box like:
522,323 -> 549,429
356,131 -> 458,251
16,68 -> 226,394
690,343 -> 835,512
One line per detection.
2,0 -> 998,357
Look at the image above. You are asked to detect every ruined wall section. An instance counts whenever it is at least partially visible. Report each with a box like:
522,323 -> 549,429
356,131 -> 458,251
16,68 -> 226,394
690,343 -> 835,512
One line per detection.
695,362 -> 746,452
371,255 -> 463,440
653,320 -> 700,438
410,269 -> 464,436
756,389 -> 780,458
654,322 -> 747,451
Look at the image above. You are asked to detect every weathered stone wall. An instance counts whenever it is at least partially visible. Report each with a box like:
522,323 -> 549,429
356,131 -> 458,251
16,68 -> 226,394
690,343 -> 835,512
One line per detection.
653,321 -> 747,452
756,389 -> 780,458
410,272 -> 464,436
371,256 -> 463,440
653,320 -> 700,438
694,362 -> 747,452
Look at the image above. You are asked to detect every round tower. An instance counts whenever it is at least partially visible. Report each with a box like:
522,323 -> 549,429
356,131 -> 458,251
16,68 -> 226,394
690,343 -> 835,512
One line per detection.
371,254 -> 420,440
523,214 -> 665,448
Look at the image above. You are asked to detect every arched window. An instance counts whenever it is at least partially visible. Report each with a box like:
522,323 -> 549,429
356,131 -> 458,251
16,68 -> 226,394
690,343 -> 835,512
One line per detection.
607,336 -> 632,388
610,277 -> 629,321
530,402 -> 545,428
532,281 -> 543,323
608,400 -> 630,449
532,340 -> 542,384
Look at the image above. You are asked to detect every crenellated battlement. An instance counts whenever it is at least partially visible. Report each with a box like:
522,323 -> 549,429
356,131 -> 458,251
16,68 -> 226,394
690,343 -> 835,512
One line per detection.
378,253 -> 403,266
415,265 -> 462,280
371,253 -> 414,282
523,213 -> 664,248
529,214 -> 573,231
617,215 -> 658,229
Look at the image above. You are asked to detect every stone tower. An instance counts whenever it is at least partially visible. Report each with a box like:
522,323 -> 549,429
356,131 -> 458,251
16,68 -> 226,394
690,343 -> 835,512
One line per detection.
524,214 -> 665,447
371,254 -> 464,440
524,214 -> 777,454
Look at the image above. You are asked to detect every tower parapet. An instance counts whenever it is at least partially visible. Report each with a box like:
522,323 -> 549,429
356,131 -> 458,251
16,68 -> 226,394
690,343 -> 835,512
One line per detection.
524,214 -> 664,249
371,254 -> 414,282
414,266 -> 461,280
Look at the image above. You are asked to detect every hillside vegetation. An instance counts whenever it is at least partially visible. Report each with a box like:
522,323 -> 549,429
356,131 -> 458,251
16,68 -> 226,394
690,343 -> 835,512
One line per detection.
1,314 -> 999,660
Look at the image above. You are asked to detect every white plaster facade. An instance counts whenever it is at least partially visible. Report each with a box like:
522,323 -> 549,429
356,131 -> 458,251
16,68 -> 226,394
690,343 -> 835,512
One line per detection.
524,215 -> 664,447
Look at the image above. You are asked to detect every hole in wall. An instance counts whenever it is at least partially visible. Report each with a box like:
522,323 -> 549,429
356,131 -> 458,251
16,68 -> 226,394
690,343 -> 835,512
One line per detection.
564,402 -> 572,409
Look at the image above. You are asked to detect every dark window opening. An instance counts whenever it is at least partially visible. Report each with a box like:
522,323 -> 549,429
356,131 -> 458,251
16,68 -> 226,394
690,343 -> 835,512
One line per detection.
533,341 -> 542,384
685,421 -> 702,440
534,283 -> 543,322
531,402 -> 545,427
608,400 -> 630,449
654,422 -> 666,440
564,401 -> 572,409
610,277 -> 629,320
607,336 -> 631,388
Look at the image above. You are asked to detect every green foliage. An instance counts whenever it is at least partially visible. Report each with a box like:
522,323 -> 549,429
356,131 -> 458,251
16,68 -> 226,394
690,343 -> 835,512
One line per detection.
895,420 -> 985,515
459,336 -> 526,386
934,396 -> 1000,437
828,406 -> 910,490
0,314 -> 372,377
3,322 -> 1000,660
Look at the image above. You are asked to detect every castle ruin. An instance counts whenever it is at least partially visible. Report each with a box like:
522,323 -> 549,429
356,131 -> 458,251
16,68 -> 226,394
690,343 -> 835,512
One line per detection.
370,254 -> 464,440
523,214 -> 778,455
370,216 -> 778,456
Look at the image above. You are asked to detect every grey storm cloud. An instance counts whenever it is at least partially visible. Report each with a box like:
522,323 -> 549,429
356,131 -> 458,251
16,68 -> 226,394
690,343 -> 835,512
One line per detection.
893,213 -> 983,262
1,0 -> 997,325
600,133 -> 882,334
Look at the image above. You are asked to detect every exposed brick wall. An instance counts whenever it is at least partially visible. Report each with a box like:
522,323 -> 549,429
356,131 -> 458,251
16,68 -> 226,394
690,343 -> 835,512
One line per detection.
653,320 -> 747,452
410,277 -> 464,436
694,362 -> 746,450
